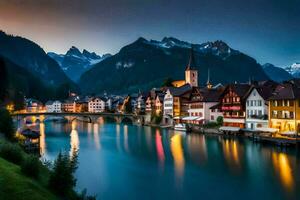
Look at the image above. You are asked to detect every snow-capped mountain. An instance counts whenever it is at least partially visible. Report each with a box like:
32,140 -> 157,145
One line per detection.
79,36 -> 268,94
48,47 -> 111,82
147,37 -> 239,59
285,63 -> 300,78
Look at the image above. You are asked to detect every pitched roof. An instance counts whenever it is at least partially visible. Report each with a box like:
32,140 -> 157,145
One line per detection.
168,84 -> 192,96
269,83 -> 300,100
201,88 -> 223,102
225,83 -> 252,99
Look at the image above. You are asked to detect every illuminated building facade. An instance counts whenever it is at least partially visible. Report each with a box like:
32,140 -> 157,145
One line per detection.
220,84 -> 251,128
269,83 -> 300,133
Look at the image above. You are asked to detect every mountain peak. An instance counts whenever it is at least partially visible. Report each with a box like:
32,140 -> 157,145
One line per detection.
82,49 -> 101,60
66,46 -> 82,57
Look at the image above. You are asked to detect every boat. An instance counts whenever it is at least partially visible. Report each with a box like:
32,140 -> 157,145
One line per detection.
174,123 -> 191,132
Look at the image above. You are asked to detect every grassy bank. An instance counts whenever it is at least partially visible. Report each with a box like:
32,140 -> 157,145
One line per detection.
0,156 -> 58,200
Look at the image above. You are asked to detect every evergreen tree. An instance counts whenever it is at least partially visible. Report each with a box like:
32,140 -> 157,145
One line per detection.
49,150 -> 78,197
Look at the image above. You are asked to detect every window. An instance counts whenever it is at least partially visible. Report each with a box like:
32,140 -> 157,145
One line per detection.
211,116 -> 214,120
290,101 -> 294,107
247,100 -> 249,106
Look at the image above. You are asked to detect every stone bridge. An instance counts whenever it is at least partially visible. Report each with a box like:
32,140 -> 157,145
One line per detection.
12,112 -> 148,125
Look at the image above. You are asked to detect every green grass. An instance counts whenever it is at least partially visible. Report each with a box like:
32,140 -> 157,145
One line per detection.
0,154 -> 58,200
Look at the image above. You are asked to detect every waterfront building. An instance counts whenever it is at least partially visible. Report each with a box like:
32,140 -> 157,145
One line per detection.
163,84 -> 192,123
25,98 -> 44,113
136,93 -> 147,114
88,97 -> 106,113
268,83 -> 300,134
220,83 -> 252,128
62,100 -> 76,112
185,87 -> 223,124
245,81 -> 277,130
145,96 -> 152,113
155,94 -> 164,115
45,100 -> 62,113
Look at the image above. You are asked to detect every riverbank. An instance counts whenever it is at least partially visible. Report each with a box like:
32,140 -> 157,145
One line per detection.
0,137 -> 58,200
0,152 -> 58,200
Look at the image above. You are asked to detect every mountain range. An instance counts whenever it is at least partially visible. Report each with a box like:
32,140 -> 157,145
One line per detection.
0,30 -> 298,98
79,37 -> 270,94
262,63 -> 293,82
48,47 -> 111,81
0,31 -> 73,86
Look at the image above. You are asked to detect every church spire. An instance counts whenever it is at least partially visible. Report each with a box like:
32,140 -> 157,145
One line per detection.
207,68 -> 213,89
186,47 -> 197,71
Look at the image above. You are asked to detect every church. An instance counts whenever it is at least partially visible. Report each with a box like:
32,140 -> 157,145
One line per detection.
171,48 -> 212,89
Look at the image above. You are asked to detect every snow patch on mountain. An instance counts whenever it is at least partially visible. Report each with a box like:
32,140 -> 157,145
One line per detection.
285,63 -> 300,77
141,37 -> 239,59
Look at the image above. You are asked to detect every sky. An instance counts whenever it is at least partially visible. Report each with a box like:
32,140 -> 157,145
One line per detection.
0,0 -> 299,67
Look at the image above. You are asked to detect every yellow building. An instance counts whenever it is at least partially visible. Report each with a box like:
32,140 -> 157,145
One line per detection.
268,83 -> 300,134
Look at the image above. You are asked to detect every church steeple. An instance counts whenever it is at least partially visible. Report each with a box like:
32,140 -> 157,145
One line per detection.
186,47 -> 197,70
206,68 -> 213,89
185,47 -> 198,87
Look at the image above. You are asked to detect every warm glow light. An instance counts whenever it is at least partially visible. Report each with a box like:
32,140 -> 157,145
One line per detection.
93,123 -> 100,150
171,133 -> 185,183
222,139 -> 241,171
70,123 -> 79,157
272,152 -> 294,191
39,122 -> 46,156
155,130 -> 165,165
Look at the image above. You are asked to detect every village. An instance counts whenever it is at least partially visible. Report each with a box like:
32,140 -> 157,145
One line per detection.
15,49 -> 300,145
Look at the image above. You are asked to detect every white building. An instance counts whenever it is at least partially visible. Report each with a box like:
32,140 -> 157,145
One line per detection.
45,100 -> 62,113
163,89 -> 174,117
185,88 -> 223,124
245,87 -> 269,129
88,97 -> 106,113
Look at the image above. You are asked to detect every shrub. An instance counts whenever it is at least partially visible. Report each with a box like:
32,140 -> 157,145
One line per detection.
0,143 -> 23,165
216,116 -> 223,126
21,155 -> 40,179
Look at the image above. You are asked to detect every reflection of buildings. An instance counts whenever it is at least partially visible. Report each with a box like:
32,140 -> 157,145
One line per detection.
39,122 -> 46,155
186,134 -> 207,165
123,125 -> 129,153
93,123 -> 100,150
222,139 -> 242,172
171,133 -> 185,183
272,152 -> 294,192
70,121 -> 80,157
155,130 -> 165,166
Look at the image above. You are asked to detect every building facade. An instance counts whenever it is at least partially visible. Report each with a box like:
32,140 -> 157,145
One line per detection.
45,100 -> 62,113
269,83 -> 300,134
88,97 -> 106,113
220,84 -> 251,128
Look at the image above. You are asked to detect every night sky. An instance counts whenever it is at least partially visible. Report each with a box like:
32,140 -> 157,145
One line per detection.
0,0 -> 299,67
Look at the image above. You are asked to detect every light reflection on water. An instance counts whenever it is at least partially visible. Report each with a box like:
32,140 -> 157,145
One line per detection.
15,119 -> 300,200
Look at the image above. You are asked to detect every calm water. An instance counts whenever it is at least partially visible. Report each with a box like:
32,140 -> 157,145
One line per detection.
20,118 -> 300,200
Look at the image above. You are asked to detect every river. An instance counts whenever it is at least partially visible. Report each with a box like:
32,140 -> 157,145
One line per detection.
17,118 -> 300,200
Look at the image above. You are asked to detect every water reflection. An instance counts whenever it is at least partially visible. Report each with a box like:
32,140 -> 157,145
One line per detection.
123,125 -> 130,153
186,134 -> 207,165
93,123 -> 101,150
222,139 -> 242,173
70,120 -> 80,156
272,152 -> 294,192
39,122 -> 46,156
155,129 -> 165,167
171,133 -> 185,184
28,121 -> 300,199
